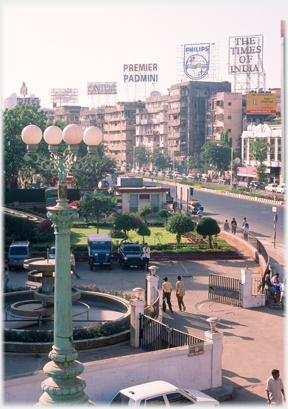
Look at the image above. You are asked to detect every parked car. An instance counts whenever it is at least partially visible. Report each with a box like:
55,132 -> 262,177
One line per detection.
188,200 -> 204,215
250,181 -> 265,190
7,240 -> 33,270
276,184 -> 286,194
265,183 -> 278,192
88,234 -> 113,270
218,178 -> 229,185
46,197 -> 57,207
110,380 -> 219,406
117,242 -> 143,269
166,194 -> 174,204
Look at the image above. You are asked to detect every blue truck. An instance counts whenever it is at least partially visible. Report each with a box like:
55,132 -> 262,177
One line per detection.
88,234 -> 113,270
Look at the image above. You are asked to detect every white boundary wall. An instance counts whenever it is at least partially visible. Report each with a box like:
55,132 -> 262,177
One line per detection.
4,331 -> 223,405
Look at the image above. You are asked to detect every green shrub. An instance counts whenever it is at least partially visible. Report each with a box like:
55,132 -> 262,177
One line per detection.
4,214 -> 38,242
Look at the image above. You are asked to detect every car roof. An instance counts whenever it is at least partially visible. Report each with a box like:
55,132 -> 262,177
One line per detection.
120,381 -> 178,399
88,234 -> 112,242
122,242 -> 141,246
10,241 -> 30,246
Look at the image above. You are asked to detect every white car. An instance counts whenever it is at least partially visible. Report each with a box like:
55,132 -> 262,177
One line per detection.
110,380 -> 219,406
276,184 -> 285,194
265,183 -> 278,192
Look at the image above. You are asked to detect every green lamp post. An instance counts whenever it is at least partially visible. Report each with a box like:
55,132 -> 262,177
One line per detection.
21,124 -> 102,405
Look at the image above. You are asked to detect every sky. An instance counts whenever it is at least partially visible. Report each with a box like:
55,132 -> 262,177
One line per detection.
1,0 -> 287,110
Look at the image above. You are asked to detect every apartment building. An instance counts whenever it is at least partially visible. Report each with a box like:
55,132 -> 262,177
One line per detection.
48,105 -> 87,125
166,81 -> 231,170
135,94 -> 169,154
102,102 -> 145,168
205,92 -> 242,155
241,120 -> 282,182
79,107 -> 105,131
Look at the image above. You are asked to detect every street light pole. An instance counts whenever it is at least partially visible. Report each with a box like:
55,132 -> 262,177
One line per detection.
21,124 -> 102,405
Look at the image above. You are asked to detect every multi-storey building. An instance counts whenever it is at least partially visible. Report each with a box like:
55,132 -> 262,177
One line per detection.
241,120 -> 282,182
135,94 -> 169,155
102,101 -> 145,168
79,107 -> 105,132
166,81 -> 231,170
205,92 -> 242,155
48,105 -> 87,125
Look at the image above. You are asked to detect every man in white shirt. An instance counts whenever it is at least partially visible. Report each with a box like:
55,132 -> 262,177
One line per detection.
142,243 -> 150,272
176,276 -> 186,312
266,369 -> 285,405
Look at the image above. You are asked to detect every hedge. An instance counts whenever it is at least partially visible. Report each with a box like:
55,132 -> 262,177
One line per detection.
5,188 -> 80,204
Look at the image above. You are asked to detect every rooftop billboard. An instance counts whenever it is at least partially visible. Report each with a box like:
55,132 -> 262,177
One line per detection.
246,93 -> 276,115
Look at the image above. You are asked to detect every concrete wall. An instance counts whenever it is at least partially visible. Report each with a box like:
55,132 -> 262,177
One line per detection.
4,331 -> 223,406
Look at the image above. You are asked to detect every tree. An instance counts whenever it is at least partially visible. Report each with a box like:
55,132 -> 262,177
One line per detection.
200,142 -> 231,173
196,217 -> 220,248
157,209 -> 170,220
80,190 -> 117,233
151,149 -> 171,170
3,104 -> 49,188
219,129 -> 232,147
113,212 -> 144,241
187,155 -> 200,172
135,146 -> 151,168
71,144 -> 117,188
137,224 -> 151,245
249,140 -> 271,182
139,206 -> 153,222
165,214 -> 194,244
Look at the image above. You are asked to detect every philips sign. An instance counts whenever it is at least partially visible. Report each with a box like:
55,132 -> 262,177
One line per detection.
123,64 -> 158,83
184,43 -> 210,80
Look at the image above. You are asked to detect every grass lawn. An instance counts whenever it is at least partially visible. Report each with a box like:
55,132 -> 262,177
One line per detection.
70,226 -> 190,246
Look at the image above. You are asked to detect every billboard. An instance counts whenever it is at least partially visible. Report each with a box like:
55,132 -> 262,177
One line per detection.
50,88 -> 78,104
237,166 -> 256,177
17,97 -> 40,106
246,93 -> 276,114
184,43 -> 210,80
123,63 -> 158,83
228,35 -> 263,75
87,82 -> 117,95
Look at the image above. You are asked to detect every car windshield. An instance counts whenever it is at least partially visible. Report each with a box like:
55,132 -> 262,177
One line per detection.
91,242 -> 111,249
9,247 -> 28,256
123,246 -> 141,253
110,392 -> 130,405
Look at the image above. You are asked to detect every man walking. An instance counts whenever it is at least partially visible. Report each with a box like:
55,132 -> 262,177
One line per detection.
242,217 -> 248,229
162,277 -> 173,313
142,243 -> 151,272
231,218 -> 237,234
70,251 -> 81,279
176,276 -> 186,312
266,369 -> 285,405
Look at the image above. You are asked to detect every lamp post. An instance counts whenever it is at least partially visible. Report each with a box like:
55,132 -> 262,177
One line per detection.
217,144 -> 234,190
21,124 -> 102,405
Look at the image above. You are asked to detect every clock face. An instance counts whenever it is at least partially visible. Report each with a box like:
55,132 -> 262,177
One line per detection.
184,54 -> 209,80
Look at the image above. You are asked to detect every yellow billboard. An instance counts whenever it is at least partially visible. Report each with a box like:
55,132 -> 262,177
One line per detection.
246,93 -> 276,115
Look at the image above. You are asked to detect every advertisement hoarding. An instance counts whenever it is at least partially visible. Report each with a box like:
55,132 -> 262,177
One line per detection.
228,35 -> 263,75
236,166 -> 257,177
123,63 -> 158,83
87,82 -> 117,95
50,89 -> 78,104
246,93 -> 276,114
184,43 -> 210,80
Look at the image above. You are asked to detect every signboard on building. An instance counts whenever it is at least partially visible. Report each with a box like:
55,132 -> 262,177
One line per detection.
183,43 -> 210,80
228,35 -> 264,75
20,82 -> 28,98
246,93 -> 276,114
87,82 -> 117,95
17,97 -> 40,106
50,88 -> 78,105
237,166 -> 257,176
123,64 -> 158,83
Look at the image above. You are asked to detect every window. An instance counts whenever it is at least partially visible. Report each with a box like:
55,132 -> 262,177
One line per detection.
145,396 -> 165,405
129,194 -> 138,212
228,116 -> 231,120
228,102 -> 232,106
151,194 -> 159,212
166,392 -> 195,405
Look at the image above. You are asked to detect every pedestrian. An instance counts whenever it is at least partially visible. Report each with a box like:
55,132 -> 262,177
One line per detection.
280,279 -> 285,309
176,275 -> 186,312
231,218 -> 237,234
142,243 -> 151,272
197,208 -> 203,221
223,220 -> 229,231
4,266 -> 9,290
243,222 -> 249,241
242,217 -> 247,229
271,272 -> 280,286
70,251 -> 81,279
162,277 -> 173,313
266,369 -> 285,405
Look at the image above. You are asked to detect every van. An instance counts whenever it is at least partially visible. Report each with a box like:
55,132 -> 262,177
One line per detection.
7,240 -> 33,270
88,234 -> 113,270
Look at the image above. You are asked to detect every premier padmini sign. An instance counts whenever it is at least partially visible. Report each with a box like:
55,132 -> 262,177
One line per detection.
246,93 -> 276,114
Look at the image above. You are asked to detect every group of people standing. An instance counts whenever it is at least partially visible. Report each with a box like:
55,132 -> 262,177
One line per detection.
223,217 -> 249,239
162,276 -> 186,313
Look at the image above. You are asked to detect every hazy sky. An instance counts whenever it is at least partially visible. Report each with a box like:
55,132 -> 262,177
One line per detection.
1,0 -> 287,109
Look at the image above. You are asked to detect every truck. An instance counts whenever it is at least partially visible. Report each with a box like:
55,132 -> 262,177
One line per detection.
188,200 -> 204,215
87,234 -> 113,270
